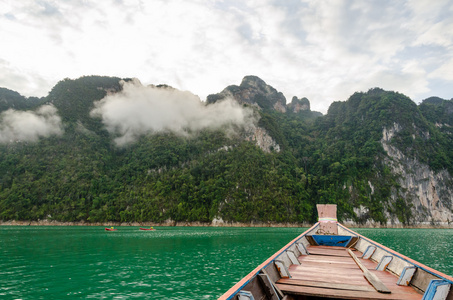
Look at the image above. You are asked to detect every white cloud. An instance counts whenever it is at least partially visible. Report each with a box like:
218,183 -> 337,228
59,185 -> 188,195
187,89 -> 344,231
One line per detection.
430,57 -> 453,81
90,79 -> 255,146
0,105 -> 64,143
0,0 -> 452,114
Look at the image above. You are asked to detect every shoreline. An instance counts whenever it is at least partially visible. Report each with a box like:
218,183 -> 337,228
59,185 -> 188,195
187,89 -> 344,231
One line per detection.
1,220 -> 452,229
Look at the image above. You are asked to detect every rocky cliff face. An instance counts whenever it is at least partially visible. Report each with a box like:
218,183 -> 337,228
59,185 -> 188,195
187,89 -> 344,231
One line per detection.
381,123 -> 453,225
245,126 -> 281,153
207,75 -> 317,115
287,96 -> 310,113
207,76 -> 318,152
207,76 -> 288,112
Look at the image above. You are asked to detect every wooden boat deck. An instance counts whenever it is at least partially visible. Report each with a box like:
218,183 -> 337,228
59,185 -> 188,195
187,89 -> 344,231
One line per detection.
275,245 -> 423,300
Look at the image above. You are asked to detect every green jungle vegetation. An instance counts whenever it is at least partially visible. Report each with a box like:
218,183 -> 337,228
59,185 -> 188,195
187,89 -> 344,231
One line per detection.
1,76 -> 452,225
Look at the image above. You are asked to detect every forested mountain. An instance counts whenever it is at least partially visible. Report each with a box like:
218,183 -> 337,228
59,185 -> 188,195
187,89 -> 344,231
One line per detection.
1,76 -> 452,226
0,88 -> 44,112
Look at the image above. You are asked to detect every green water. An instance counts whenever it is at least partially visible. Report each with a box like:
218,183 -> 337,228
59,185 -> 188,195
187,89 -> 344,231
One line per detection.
0,226 -> 451,299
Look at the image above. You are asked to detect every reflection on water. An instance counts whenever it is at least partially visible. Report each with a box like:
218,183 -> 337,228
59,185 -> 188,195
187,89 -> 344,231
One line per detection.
0,226 -> 451,299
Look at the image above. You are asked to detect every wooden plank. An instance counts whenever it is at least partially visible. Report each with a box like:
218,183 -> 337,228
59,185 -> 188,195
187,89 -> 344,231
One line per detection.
290,269 -> 365,281
289,246 -> 380,291
289,269 -> 369,280
295,260 -> 365,271
281,295 -> 296,300
298,256 -> 377,270
281,274 -> 422,296
307,247 -> 351,257
309,245 -> 355,251
300,254 -> 357,263
360,257 -> 380,269
289,272 -> 371,286
317,204 -> 338,236
319,221 -> 339,235
368,270 -> 423,293
276,283 -> 422,300
299,253 -> 377,270
279,278 -> 420,296
285,275 -> 378,287
277,278 -> 376,292
289,273 -> 408,287
290,263 -> 366,276
289,266 -> 372,285
348,249 -> 392,294
317,204 -> 337,219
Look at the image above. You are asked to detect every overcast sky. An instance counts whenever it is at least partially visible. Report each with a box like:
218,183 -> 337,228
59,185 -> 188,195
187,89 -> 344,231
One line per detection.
1,0 -> 452,113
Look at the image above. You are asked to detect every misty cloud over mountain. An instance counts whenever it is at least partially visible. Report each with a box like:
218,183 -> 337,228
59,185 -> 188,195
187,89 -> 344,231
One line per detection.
90,79 -> 255,146
0,105 -> 63,143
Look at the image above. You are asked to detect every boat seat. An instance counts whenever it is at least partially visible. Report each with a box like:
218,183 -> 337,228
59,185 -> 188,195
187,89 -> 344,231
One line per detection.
397,266 -> 417,286
376,255 -> 393,271
362,245 -> 377,259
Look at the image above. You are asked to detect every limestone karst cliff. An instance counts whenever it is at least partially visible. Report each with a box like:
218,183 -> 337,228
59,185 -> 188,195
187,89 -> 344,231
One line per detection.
381,123 -> 453,225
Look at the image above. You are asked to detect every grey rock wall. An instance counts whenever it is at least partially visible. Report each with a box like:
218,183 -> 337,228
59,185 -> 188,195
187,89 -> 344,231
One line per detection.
381,123 -> 453,224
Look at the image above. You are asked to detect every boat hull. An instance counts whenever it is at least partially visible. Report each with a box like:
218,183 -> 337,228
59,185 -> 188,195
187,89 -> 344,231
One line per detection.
219,205 -> 453,300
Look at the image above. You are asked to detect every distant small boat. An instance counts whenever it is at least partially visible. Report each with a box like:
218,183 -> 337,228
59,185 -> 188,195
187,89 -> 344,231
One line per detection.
139,227 -> 156,231
220,204 -> 453,300
105,228 -> 117,231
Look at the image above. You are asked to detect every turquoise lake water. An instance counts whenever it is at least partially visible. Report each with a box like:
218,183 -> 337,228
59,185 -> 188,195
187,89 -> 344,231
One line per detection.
0,226 -> 451,299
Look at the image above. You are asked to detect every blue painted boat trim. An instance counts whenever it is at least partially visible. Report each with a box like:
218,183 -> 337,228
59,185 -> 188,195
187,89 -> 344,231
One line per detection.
422,280 -> 451,300
311,235 -> 352,247
397,266 -> 417,285
338,224 -> 453,285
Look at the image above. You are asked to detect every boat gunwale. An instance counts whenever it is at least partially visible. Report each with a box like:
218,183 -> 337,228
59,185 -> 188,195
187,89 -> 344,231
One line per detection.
218,222 -> 319,300
219,223 -> 453,299
339,224 -> 453,284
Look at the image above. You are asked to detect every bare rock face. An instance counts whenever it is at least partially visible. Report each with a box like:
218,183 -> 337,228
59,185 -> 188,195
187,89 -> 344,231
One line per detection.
381,123 -> 453,224
206,75 -> 318,117
245,126 -> 281,153
206,75 -> 318,153
207,76 -> 287,112
288,96 -> 310,113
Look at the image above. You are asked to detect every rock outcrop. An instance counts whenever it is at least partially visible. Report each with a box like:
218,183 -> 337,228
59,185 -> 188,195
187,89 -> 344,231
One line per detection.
207,76 -> 319,152
245,126 -> 281,153
207,75 -> 287,112
287,96 -> 310,113
381,123 -> 453,225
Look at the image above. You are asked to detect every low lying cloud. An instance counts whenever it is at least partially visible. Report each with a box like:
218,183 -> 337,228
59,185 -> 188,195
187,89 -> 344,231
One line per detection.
0,105 -> 64,143
90,80 -> 255,146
